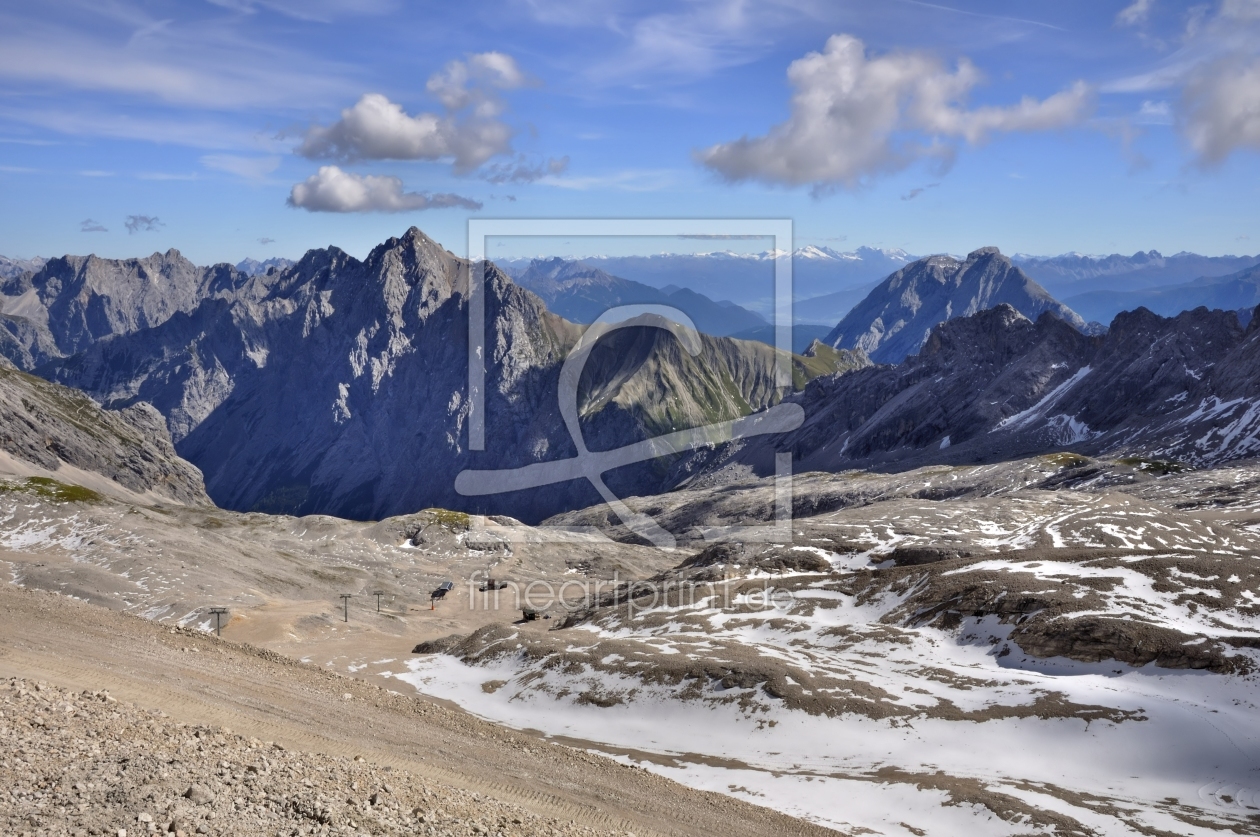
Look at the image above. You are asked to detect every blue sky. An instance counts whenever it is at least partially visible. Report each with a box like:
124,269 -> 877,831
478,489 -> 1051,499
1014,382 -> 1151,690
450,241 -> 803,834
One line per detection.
1,0 -> 1258,265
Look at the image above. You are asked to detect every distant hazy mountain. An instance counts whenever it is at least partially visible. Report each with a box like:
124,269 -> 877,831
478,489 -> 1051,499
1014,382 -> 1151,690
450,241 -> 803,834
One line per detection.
1064,263 -> 1260,324
0,255 -> 45,281
826,247 -> 1086,364
1014,250 -> 1260,295
727,324 -> 835,354
515,257 -> 766,337
793,282 -> 880,326
236,257 -> 295,277
499,246 -> 915,314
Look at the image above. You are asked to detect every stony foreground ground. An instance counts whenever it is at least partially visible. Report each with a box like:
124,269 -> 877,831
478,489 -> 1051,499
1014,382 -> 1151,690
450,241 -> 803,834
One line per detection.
1,676 -> 631,837
0,586 -> 837,837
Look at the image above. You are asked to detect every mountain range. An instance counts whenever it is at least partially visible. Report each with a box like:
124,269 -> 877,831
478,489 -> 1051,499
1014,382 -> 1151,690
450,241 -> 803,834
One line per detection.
12,229 -> 858,522
236,256 -> 296,277
498,245 -> 915,315
1062,262 -> 1260,325
6,230 -> 1260,525
0,249 -> 249,368
1014,249 -> 1260,295
0,255 -> 45,281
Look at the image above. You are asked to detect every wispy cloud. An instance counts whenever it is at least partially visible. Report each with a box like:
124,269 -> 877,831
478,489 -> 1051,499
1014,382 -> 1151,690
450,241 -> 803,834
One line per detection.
201,153 -> 281,180
80,218 -> 107,232
125,214 -> 163,233
535,167 -> 679,191
137,172 -> 199,181
1116,0 -> 1156,28
892,0 -> 1065,31
258,236 -> 275,244
480,155 -> 569,183
0,106 -> 267,151
1103,0 -> 1260,165
0,3 -> 358,111
901,183 -> 940,200
205,0 -> 398,23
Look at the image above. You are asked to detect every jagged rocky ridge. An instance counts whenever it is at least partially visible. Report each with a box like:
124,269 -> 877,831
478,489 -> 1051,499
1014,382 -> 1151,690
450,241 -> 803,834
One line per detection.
37,229 -> 859,522
825,247 -> 1088,363
723,301 -> 1260,477
0,249 -> 249,369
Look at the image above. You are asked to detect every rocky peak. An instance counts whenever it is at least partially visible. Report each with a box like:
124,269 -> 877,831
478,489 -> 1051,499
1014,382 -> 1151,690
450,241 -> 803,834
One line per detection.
826,248 -> 1085,364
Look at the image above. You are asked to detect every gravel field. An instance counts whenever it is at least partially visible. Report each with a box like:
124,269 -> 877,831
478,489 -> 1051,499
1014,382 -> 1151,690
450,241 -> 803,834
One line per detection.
1,676 -> 631,837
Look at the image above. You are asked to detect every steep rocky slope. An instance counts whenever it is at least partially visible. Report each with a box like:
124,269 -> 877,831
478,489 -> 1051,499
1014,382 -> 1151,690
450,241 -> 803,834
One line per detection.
825,247 -> 1086,363
0,357 -> 208,504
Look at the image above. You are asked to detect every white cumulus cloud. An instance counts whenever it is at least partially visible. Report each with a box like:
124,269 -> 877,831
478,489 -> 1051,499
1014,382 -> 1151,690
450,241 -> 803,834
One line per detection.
298,52 -> 530,173
697,34 -> 1093,190
286,165 -> 482,213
